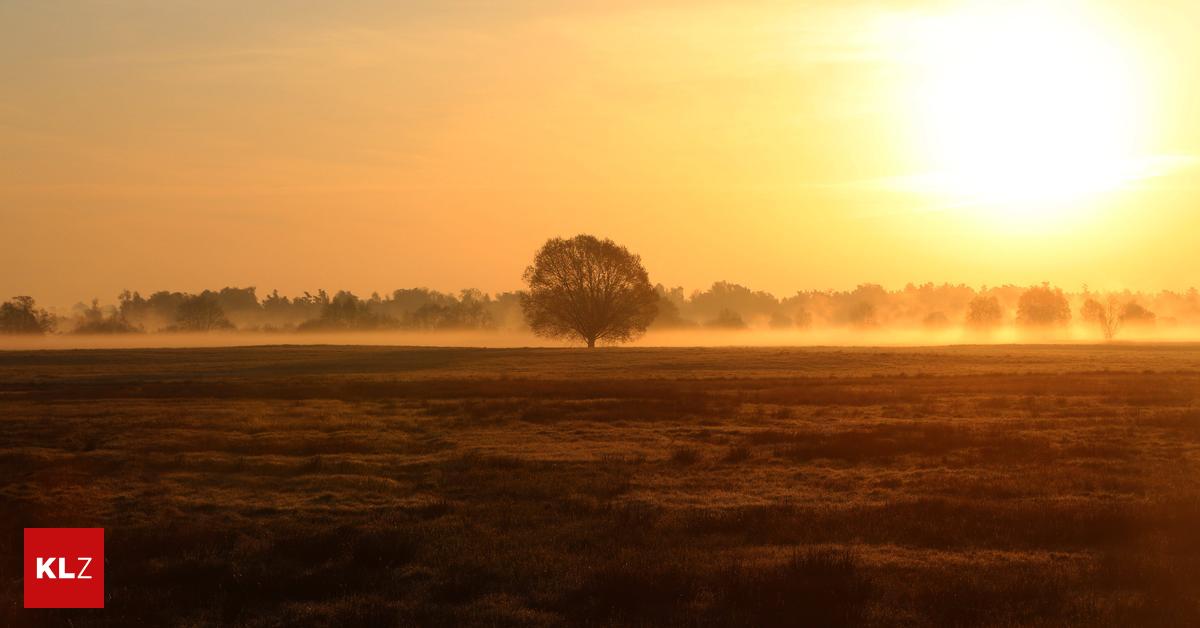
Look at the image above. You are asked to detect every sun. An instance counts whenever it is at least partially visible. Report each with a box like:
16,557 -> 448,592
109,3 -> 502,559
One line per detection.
907,3 -> 1150,225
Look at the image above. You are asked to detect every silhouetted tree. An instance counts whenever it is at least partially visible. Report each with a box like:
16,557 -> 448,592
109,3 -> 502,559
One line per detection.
1120,302 -> 1156,327
688,282 -> 778,321
118,290 -> 147,320
903,282 -> 976,325
406,290 -> 493,329
325,291 -> 373,327
215,287 -> 258,315
707,308 -> 747,329
837,301 -> 877,327
484,292 -> 525,329
769,311 -> 794,329
447,289 -> 495,329
119,290 -> 188,330
521,235 -> 658,347
260,289 -> 297,326
171,294 -> 234,332
290,290 -> 331,325
1016,284 -> 1071,327
73,299 -> 141,334
965,295 -> 1003,330
650,285 -> 693,328
299,291 -> 394,331
386,288 -> 455,317
0,296 -> 56,334
1081,296 -> 1122,340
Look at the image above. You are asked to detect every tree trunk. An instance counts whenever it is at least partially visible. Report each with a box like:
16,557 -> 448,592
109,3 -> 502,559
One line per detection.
586,337 -> 596,348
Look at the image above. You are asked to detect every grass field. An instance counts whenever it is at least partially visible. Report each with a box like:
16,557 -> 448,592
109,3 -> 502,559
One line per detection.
2,344 -> 1200,626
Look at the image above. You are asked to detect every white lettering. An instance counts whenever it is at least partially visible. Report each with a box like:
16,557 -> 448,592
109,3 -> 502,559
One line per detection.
57,557 -> 76,579
36,557 -> 56,579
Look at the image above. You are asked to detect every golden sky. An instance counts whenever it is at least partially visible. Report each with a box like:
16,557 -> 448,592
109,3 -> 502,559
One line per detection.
3,0 -> 1199,307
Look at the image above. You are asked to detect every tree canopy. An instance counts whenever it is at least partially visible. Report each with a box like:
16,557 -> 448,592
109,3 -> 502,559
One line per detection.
0,296 -> 56,334
520,235 -> 658,347
1017,284 -> 1071,327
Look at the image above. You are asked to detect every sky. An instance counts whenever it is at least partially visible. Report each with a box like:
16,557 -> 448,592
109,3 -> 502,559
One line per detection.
3,0 -> 1200,308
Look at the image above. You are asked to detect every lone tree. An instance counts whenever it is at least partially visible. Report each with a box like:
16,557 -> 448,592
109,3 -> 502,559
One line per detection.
521,235 -> 658,347
1082,297 -> 1157,340
1081,296 -> 1122,341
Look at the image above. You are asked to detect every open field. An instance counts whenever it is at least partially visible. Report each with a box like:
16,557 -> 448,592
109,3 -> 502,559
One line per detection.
3,344 -> 1200,626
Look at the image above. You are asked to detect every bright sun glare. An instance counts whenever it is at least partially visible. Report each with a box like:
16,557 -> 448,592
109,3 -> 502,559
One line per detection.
908,3 -> 1150,225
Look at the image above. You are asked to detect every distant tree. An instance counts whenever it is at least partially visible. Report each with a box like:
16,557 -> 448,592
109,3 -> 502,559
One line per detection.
649,285 -> 693,329
707,308 -> 747,329
688,282 -> 779,321
1079,297 -> 1157,340
171,294 -> 234,332
324,291 -> 372,327
407,304 -> 450,329
521,235 -> 658,347
291,290 -> 331,323
0,296 -> 56,334
261,289 -> 293,319
1120,302 -> 1156,327
769,311 -> 794,329
485,291 -> 525,329
299,290 -> 331,306
837,301 -> 877,328
902,282 -> 976,324
381,288 -> 449,318
448,289 -> 495,329
965,295 -> 1003,330
650,297 -> 691,329
1081,296 -> 1121,340
1016,284 -> 1071,327
215,287 -> 259,314
406,290 -> 493,330
118,290 -> 148,322
119,290 -> 188,330
299,291 -> 393,331
922,311 -> 951,330
73,299 -> 141,334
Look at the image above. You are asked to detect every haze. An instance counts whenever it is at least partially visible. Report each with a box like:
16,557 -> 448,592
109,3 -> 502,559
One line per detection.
4,0 -> 1200,308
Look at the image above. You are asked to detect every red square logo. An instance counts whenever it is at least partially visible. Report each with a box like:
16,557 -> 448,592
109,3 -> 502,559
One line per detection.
23,528 -> 105,609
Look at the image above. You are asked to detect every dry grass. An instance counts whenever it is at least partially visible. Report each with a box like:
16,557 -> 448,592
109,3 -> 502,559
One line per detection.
1,345 -> 1199,626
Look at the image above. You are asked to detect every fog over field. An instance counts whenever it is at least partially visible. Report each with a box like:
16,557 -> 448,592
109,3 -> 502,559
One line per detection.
7,326 -> 1200,352
5,280 -> 1200,350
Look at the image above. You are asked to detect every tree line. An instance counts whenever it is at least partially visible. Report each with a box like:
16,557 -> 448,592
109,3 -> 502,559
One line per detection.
515,236 -> 1185,346
0,288 -> 526,335
4,281 -> 1190,338
3,235 -> 1197,342
649,281 -> 1178,332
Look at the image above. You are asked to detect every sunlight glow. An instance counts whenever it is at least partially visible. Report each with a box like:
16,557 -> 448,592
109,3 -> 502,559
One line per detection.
907,3 -> 1152,226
